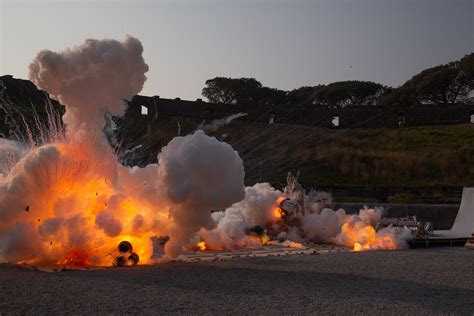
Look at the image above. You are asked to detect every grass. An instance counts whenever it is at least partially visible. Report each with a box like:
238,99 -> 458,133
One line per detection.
118,116 -> 474,203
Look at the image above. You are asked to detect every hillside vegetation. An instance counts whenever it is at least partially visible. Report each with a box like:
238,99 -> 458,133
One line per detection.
114,112 -> 473,203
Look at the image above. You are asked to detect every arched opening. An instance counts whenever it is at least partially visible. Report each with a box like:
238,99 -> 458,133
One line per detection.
470,111 -> 474,124
331,114 -> 340,127
141,105 -> 148,116
269,111 -> 276,124
398,112 -> 406,127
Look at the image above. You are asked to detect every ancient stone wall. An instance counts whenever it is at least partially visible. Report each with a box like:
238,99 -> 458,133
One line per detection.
128,95 -> 474,128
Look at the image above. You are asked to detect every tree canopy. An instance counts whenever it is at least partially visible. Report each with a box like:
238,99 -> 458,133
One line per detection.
202,54 -> 474,108
201,77 -> 263,105
384,53 -> 474,106
312,81 -> 389,108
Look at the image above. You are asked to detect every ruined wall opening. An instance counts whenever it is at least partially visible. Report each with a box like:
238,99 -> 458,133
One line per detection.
269,111 -> 276,124
141,105 -> 148,116
331,114 -> 340,127
398,112 -> 406,127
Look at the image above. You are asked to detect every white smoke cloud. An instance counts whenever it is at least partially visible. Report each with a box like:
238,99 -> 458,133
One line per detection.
227,182 -> 281,226
0,139 -> 27,178
0,36 -> 157,265
0,35 -> 411,266
29,36 -> 148,138
157,130 -> 245,257
195,182 -> 411,252
0,221 -> 42,263
0,145 -> 61,224
301,208 -> 345,243
197,183 -> 281,250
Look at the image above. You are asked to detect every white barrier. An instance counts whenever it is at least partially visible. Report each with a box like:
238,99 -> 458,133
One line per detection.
434,187 -> 474,238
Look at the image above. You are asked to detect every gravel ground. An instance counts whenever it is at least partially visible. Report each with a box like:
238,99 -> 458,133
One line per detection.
0,247 -> 473,315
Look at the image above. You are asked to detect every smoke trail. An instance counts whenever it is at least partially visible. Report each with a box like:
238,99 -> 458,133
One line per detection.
203,112 -> 247,133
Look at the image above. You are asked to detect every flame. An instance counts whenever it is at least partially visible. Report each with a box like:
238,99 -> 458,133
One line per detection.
273,196 -> 287,219
268,240 -> 305,248
274,207 -> 284,219
353,242 -> 363,252
259,234 -> 270,245
5,140 -> 404,266
6,140 -> 166,267
197,241 -> 206,251
58,248 -> 91,267
339,223 -> 400,252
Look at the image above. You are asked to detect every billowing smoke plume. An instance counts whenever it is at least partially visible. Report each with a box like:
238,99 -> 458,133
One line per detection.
29,36 -> 148,139
0,35 -> 409,266
197,183 -> 411,252
0,36 -> 159,265
300,207 -> 387,246
0,139 -> 27,178
198,183 -> 281,250
157,130 -> 245,256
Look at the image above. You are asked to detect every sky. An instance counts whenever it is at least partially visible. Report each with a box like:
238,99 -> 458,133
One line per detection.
1,0 -> 473,100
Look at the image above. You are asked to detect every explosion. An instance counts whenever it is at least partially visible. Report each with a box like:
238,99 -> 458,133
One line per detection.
0,36 -> 410,267
273,196 -> 288,219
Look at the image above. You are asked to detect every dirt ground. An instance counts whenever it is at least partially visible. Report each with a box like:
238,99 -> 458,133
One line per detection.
0,247 -> 473,315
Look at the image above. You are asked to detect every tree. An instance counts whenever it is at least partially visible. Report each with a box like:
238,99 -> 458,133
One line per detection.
286,86 -> 324,106
312,81 -> 389,108
460,53 -> 474,77
254,86 -> 287,106
202,77 -> 263,104
384,54 -> 474,106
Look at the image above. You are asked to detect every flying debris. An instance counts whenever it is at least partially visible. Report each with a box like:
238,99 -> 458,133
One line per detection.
376,216 -> 433,239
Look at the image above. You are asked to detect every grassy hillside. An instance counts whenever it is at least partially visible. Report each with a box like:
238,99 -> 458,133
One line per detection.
116,115 -> 473,202
222,123 -> 474,186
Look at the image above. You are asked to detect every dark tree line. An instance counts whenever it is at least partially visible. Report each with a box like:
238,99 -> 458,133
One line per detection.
202,77 -> 286,106
202,53 -> 474,108
385,53 -> 473,106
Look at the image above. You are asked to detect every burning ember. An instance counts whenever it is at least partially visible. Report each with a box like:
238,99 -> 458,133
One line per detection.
0,36 -> 411,268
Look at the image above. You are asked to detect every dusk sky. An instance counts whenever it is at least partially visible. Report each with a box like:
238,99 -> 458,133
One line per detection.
1,0 -> 472,100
